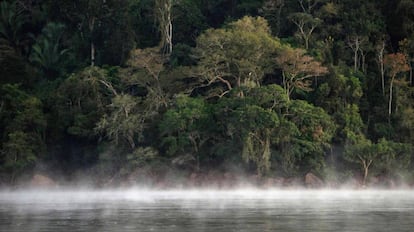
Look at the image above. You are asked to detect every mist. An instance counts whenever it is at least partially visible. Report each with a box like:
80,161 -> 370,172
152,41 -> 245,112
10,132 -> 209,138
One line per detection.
1,188 -> 414,232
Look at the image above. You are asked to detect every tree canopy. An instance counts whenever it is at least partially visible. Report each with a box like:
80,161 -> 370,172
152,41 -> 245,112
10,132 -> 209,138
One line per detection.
1,0 -> 413,187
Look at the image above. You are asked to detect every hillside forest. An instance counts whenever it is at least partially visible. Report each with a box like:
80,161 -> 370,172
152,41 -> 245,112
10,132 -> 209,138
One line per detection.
1,0 -> 414,188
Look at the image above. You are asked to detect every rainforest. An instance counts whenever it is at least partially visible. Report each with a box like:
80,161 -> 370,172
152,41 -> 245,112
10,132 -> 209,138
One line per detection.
1,0 -> 414,188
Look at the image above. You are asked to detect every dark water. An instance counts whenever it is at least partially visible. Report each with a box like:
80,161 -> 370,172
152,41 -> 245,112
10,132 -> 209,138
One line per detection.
1,189 -> 413,232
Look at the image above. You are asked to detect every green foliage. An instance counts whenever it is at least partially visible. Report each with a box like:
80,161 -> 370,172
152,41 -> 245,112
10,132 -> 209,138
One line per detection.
29,22 -> 70,78
55,66 -> 113,138
238,105 -> 277,176
172,0 -> 206,46
96,94 -> 141,150
342,104 -> 365,142
345,137 -> 412,185
375,138 -> 412,177
2,0 -> 414,184
0,84 -> 46,182
288,12 -> 321,49
159,95 -> 212,169
314,66 -> 364,142
123,146 -> 159,173
214,90 -> 280,176
194,16 -> 280,97
0,0 -> 28,52
1,131 -> 38,182
277,100 -> 335,175
344,135 -> 375,184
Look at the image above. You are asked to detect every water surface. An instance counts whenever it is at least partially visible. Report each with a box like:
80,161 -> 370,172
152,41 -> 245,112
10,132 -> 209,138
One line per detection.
1,189 -> 413,231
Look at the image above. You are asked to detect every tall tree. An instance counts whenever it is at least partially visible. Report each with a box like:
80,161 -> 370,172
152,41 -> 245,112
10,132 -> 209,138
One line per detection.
347,35 -> 367,72
275,46 -> 328,100
155,0 -> 173,56
260,0 -> 285,36
127,47 -> 169,110
48,0 -> 112,66
384,53 -> 410,121
288,12 -> 321,49
194,16 -> 280,98
344,136 -> 375,186
29,22 -> 69,78
376,39 -> 387,96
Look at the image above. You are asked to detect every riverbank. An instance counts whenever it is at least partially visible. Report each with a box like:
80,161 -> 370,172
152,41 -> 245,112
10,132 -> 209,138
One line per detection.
6,169 -> 413,190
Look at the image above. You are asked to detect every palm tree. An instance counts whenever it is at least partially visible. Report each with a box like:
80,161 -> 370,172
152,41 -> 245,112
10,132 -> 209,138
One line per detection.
29,22 -> 69,78
0,1 -> 28,54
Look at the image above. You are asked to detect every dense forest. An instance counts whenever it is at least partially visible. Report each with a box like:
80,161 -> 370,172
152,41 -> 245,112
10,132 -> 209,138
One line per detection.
1,0 -> 414,188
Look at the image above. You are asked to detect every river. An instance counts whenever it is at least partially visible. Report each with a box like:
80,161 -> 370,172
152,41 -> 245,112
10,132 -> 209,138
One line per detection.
0,189 -> 413,231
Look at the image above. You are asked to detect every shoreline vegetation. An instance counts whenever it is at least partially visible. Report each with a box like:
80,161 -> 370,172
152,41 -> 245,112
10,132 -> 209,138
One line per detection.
1,1 -> 414,189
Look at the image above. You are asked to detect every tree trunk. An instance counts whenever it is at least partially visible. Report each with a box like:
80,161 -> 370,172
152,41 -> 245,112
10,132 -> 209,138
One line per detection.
304,37 -> 309,50
381,62 -> 385,96
89,17 -> 96,66
409,61 -> 413,86
189,134 -> 199,171
348,36 -> 363,72
363,165 -> 368,187
91,42 -> 95,67
361,50 -> 367,74
156,0 -> 173,56
282,72 -> 290,101
377,41 -> 386,96
354,48 -> 358,72
275,1 -> 284,36
388,75 -> 395,122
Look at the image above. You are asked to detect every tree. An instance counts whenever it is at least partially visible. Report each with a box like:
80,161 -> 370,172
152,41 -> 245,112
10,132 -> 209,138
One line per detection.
260,0 -> 285,36
280,100 -> 335,175
297,0 -> 326,14
400,104 -> 414,144
49,0 -> 112,66
347,35 -> 367,72
238,105 -> 279,176
127,47 -> 169,110
194,16 -> 280,98
396,0 -> 414,38
288,12 -> 321,49
96,94 -> 141,150
159,95 -> 212,170
384,53 -> 410,120
275,46 -> 328,100
172,0 -> 206,46
376,138 -> 411,179
215,86 -> 283,176
0,0 -> 28,54
345,137 -> 412,186
0,41 -> 30,86
376,39 -> 387,96
399,38 -> 414,85
344,136 -> 375,186
29,22 -> 70,78
155,0 -> 173,55
1,131 -> 37,182
313,65 -> 363,142
0,84 -> 46,183
54,66 -> 114,141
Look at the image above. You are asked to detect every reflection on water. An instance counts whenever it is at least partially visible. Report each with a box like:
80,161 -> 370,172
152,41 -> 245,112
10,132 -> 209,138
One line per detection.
1,189 -> 414,232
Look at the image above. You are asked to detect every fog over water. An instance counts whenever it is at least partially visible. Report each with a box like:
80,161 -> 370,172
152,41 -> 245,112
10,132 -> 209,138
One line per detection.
1,189 -> 414,231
